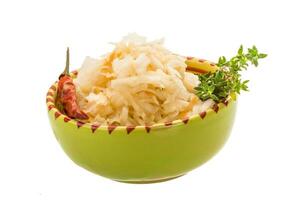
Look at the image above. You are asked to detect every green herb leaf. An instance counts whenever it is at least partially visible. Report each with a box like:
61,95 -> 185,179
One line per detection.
195,46 -> 267,102
258,53 -> 267,58
238,45 -> 243,55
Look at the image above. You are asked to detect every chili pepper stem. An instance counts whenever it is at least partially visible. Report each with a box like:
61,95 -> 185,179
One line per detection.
64,47 -> 70,75
60,47 -> 70,78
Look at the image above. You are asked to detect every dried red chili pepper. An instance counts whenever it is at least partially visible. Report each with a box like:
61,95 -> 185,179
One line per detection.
56,48 -> 88,120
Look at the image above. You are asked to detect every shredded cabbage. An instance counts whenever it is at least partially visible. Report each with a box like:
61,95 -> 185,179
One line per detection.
74,34 -> 214,125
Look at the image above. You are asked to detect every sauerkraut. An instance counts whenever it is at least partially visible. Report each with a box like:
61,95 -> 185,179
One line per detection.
74,34 -> 214,126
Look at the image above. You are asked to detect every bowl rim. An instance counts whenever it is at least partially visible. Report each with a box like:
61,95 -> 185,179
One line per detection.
46,69 -> 234,134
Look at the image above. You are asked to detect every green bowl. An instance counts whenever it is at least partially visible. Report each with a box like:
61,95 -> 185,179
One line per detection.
46,70 -> 237,183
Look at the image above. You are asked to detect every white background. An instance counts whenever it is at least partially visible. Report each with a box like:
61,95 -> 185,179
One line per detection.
0,0 -> 299,199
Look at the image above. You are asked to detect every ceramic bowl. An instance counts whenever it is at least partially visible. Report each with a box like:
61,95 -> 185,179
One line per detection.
46,62 -> 237,183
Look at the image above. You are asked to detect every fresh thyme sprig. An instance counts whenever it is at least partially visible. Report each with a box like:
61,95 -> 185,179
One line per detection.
195,45 -> 267,102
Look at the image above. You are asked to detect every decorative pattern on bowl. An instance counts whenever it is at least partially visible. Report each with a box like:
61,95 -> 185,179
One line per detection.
46,59 -> 237,183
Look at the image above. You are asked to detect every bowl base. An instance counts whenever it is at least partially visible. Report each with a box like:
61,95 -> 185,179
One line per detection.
115,174 -> 185,184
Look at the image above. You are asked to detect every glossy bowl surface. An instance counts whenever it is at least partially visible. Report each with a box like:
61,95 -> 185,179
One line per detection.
46,68 -> 237,183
